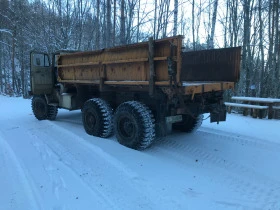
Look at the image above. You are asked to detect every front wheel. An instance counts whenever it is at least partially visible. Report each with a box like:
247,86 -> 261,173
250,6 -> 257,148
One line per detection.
114,101 -> 155,150
32,95 -> 58,120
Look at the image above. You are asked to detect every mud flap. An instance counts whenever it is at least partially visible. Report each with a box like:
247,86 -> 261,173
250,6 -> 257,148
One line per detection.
210,104 -> 227,123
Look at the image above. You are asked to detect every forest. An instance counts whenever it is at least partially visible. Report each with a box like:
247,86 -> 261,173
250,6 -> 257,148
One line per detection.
0,0 -> 279,98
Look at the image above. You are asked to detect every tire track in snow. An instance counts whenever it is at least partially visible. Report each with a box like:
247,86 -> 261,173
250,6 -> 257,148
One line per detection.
31,139 -> 68,204
27,128 -> 118,210
48,115 -> 204,209
50,112 -> 280,209
2,121 -> 113,210
27,120 -> 161,210
0,133 -> 41,210
149,133 -> 280,210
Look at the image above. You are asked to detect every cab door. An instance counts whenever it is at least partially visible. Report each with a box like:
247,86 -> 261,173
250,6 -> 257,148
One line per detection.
30,52 -> 53,95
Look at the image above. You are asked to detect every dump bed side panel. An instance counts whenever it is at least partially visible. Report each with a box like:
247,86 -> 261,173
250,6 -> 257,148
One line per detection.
180,47 -> 241,82
57,36 -> 183,84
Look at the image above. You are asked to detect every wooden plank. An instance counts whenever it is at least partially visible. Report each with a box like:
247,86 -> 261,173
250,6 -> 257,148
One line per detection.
224,102 -> 268,109
231,96 -> 280,103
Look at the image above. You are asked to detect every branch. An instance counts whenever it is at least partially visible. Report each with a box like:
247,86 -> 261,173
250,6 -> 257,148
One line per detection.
0,29 -> 13,36
0,41 -> 12,47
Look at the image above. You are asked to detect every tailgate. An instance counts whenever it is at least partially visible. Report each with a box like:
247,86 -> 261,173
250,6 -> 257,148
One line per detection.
180,47 -> 241,82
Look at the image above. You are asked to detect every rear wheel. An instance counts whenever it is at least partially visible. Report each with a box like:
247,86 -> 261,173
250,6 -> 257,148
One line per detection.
47,105 -> 58,120
82,98 -> 113,138
32,95 -> 58,120
172,114 -> 203,133
114,101 -> 155,150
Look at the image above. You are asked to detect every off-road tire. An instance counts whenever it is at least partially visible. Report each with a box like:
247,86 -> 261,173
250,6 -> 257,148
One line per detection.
47,106 -> 58,120
32,96 -> 58,121
82,98 -> 113,138
114,101 -> 155,150
172,114 -> 203,133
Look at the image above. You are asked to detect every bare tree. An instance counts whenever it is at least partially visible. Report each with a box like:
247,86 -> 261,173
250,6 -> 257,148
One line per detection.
120,0 -> 125,44
113,0 -> 116,46
208,0 -> 218,48
241,0 -> 252,96
105,0 -> 112,47
96,0 -> 101,49
173,0 -> 178,36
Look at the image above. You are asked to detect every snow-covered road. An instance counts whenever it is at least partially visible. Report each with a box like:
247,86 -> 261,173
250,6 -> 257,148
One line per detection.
1,95 -> 280,210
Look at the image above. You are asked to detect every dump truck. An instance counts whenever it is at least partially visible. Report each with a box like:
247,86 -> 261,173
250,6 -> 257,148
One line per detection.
30,36 -> 241,150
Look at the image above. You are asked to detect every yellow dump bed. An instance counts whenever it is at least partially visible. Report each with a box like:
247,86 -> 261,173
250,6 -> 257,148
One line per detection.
57,36 -> 241,95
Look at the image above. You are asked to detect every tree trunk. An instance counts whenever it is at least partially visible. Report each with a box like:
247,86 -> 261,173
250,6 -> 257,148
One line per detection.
106,0 -> 112,47
192,0 -> 195,50
154,0 -> 157,39
173,0 -> 178,36
258,0 -> 265,97
208,0 -> 218,48
113,0 -> 116,46
96,0 -> 100,49
162,0 -> 170,38
126,0 -> 136,44
0,33 -> 2,93
242,0 -> 252,96
11,31 -> 16,94
273,0 -> 279,97
137,0 -> 140,42
120,0 -> 125,44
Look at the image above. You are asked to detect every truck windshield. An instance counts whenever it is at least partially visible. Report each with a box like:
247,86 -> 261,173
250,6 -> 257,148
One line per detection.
33,53 -> 50,67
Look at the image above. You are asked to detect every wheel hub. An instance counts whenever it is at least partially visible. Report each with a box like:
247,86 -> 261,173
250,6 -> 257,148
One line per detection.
119,117 -> 135,138
86,113 -> 96,129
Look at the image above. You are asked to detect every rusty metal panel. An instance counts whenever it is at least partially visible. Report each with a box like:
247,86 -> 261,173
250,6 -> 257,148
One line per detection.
57,36 -> 184,85
180,47 -> 241,82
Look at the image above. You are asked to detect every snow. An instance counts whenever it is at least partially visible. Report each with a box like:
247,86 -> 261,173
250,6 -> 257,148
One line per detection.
1,95 -> 280,210
231,96 -> 280,103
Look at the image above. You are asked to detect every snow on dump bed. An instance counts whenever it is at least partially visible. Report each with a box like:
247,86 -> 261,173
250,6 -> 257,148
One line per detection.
0,95 -> 280,210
